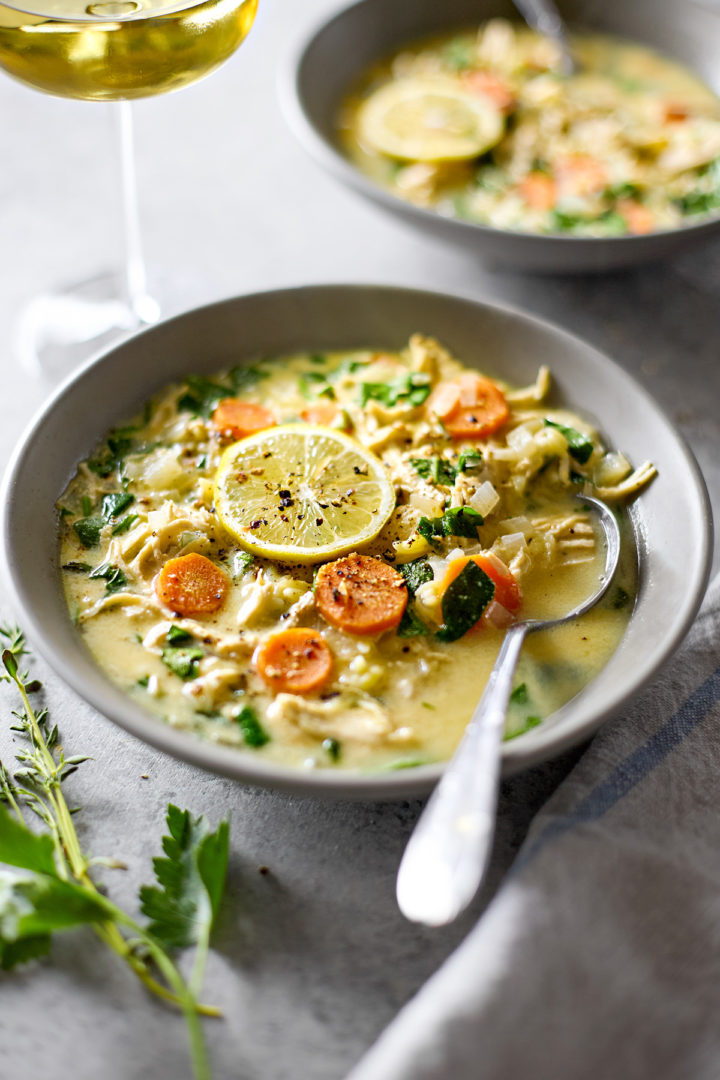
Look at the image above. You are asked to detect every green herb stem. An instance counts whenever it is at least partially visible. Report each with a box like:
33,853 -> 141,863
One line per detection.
2,645 -> 219,1074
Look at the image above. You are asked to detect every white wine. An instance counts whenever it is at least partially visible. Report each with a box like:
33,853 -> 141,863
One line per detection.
0,0 -> 257,100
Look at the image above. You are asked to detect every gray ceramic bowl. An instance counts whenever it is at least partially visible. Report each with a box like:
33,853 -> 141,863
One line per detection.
281,0 -> 720,273
0,285 -> 713,798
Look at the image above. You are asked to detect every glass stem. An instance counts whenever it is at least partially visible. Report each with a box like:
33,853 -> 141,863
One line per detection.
115,99 -> 160,326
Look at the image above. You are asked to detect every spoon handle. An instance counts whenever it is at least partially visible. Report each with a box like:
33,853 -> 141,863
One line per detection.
512,0 -> 575,74
396,622 -> 529,927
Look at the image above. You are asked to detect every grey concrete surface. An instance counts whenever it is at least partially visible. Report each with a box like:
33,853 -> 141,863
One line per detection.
0,0 -> 718,1077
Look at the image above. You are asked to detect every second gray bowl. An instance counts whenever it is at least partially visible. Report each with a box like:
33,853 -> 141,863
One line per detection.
281,0 -> 720,273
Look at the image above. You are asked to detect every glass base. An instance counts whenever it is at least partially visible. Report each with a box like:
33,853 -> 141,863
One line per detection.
16,271 -> 160,379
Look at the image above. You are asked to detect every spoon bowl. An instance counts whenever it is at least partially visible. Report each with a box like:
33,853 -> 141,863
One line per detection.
396,494 -> 621,926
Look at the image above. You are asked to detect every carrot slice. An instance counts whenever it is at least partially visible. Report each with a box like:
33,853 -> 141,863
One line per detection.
441,553 -> 521,632
429,375 -> 509,440
664,103 -> 690,123
617,198 -> 655,236
463,70 -> 515,111
519,171 -> 556,210
315,553 -> 408,636
556,154 -> 607,197
256,627 -> 333,694
212,399 -> 275,441
155,553 -> 229,616
300,401 -> 348,429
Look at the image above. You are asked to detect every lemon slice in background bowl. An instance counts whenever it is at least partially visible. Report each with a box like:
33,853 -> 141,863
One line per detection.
214,424 -> 396,563
356,76 -> 505,162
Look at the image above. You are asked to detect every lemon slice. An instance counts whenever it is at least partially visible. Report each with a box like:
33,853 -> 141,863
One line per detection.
214,424 -> 396,563
357,76 -> 504,162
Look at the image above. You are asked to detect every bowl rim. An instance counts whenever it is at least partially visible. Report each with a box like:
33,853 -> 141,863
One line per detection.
0,282 -> 714,799
279,0 -> 720,249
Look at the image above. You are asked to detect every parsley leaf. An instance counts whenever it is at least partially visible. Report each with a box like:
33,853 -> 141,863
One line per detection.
397,558 -> 434,596
138,805 -> 229,951
436,561 -> 495,642
458,452 -> 483,471
231,551 -> 254,578
410,458 -> 457,486
88,564 -> 128,594
0,804 -> 58,875
0,870 -> 109,970
61,561 -> 93,573
166,625 -> 193,646
235,705 -> 270,748
359,373 -> 431,409
544,419 -> 594,464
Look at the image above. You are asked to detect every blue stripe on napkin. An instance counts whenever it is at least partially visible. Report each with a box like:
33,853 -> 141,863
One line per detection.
514,662 -> 720,872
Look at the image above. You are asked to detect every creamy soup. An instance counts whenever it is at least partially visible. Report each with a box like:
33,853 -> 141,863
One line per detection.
340,20 -> 720,237
58,335 -> 655,772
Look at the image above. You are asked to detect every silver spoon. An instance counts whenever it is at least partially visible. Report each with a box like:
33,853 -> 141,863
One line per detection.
512,0 -> 576,76
396,494 -> 620,927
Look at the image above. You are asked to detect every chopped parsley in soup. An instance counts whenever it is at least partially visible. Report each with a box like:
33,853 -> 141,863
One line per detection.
58,335 -> 655,772
339,19 -> 720,237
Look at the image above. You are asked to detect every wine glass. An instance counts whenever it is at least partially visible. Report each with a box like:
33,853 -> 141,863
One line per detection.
0,0 -> 258,374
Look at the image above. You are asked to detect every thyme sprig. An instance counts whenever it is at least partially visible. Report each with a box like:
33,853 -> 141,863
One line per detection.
0,626 -> 228,1080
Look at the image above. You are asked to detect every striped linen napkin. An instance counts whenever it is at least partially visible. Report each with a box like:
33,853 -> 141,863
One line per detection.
347,571 -> 720,1080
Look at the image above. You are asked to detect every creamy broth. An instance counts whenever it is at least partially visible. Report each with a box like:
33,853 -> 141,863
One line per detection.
59,337 -> 651,772
340,22 -> 720,237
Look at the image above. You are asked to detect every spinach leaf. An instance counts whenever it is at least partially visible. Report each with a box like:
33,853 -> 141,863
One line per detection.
161,644 -> 204,680
397,606 -> 429,637
88,564 -> 128,594
166,625 -> 193,646
73,517 -> 105,548
87,427 -> 136,478
605,181 -> 643,201
397,558 -> 434,596
299,371 -> 330,400
436,561 -> 495,642
418,507 -> 484,543
359,372 -> 431,409
61,561 -> 93,573
177,366 -> 266,418
544,419 -> 594,464
228,365 -> 267,394
410,458 -> 457,486
101,492 -> 135,521
234,705 -> 270,748
510,682 -> 528,705
111,514 -> 139,536
443,36 -> 475,70
611,585 -> 631,610
322,737 -> 341,762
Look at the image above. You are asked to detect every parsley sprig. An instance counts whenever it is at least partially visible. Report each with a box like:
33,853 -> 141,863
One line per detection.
0,627 -> 228,1080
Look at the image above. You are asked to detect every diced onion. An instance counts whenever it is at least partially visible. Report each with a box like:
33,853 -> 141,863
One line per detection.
468,481 -> 500,517
594,451 -> 631,486
484,600 -> 514,629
